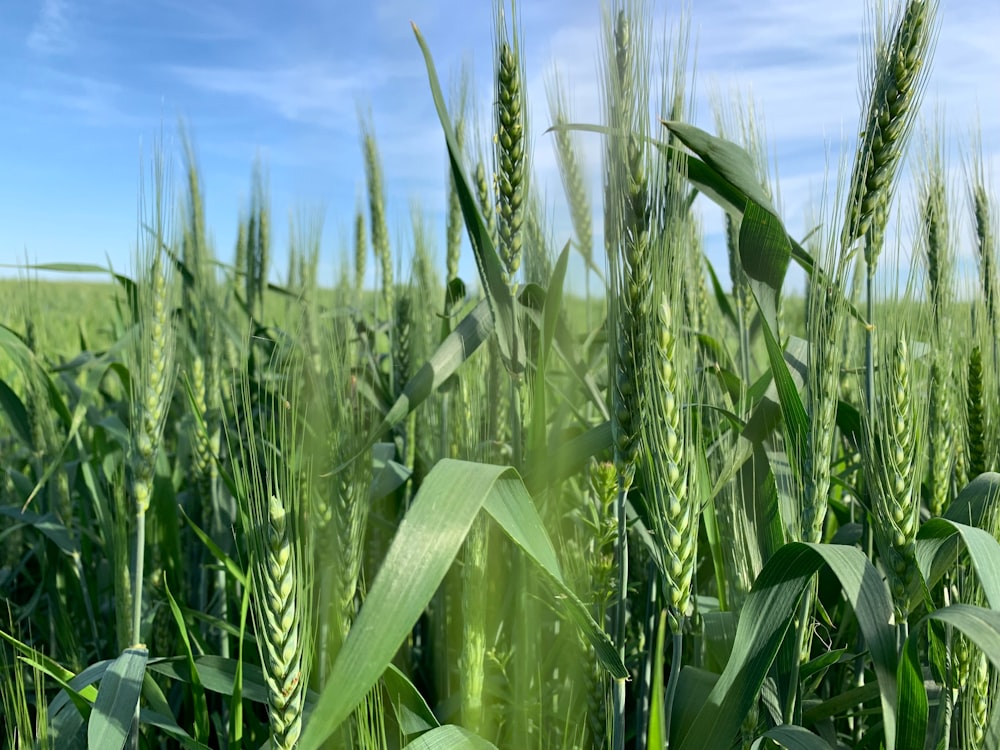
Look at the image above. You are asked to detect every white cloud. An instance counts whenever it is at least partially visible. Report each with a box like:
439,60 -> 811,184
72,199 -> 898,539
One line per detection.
28,0 -> 73,55
19,70 -> 132,125
168,62 -> 404,129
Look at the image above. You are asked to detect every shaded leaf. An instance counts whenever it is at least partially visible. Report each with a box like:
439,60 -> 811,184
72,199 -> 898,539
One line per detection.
88,648 -> 148,750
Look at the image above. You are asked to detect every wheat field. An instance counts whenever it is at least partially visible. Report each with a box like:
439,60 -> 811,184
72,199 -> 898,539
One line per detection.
2,1 -> 1000,749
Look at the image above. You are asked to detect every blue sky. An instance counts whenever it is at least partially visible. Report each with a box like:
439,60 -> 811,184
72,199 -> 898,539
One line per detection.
1,0 -> 998,293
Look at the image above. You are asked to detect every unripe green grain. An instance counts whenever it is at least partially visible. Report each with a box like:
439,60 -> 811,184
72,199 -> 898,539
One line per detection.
446,71 -> 469,283
966,345 -> 986,479
361,119 -> 393,316
475,158 -> 497,245
917,132 -> 957,515
354,197 -> 367,293
844,0 -> 937,265
547,76 -> 594,280
865,331 -> 923,622
494,26 -> 528,282
227,349 -> 311,749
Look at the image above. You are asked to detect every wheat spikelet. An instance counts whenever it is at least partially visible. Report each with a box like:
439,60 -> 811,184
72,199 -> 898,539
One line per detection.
125,144 -> 180,651
353,197 -> 367,293
228,345 -> 311,749
864,331 -> 923,621
804,280 -> 850,543
257,490 -> 306,749
547,75 -> 595,279
642,298 -> 696,629
916,129 -> 957,514
966,345 -> 986,479
966,134 -> 999,350
446,67 -> 470,283
844,0 -> 937,265
474,158 -> 498,245
604,11 -> 651,487
360,117 -> 393,316
494,7 -> 528,283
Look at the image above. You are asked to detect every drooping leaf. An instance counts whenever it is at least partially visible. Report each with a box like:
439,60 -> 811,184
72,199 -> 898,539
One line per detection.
400,724 -> 499,750
300,459 -> 625,750
677,543 -> 898,750
897,605 -> 1000,750
915,518 -> 1000,609
661,120 -> 778,214
383,664 -> 440,737
752,725 -> 835,750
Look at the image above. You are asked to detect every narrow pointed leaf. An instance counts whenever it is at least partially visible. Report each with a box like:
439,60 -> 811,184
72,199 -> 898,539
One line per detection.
88,647 -> 148,750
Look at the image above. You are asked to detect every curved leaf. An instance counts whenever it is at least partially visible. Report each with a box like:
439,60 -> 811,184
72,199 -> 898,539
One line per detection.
300,459 -> 625,750
753,724 -> 835,750
401,724 -> 498,749
677,543 -> 898,750
384,663 -> 440,737
0,378 -> 32,445
915,518 -> 1000,609
898,605 -> 1000,750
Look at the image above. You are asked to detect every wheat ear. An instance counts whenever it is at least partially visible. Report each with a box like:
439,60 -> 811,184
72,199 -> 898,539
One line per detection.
494,8 -> 528,284
228,347 -> 311,749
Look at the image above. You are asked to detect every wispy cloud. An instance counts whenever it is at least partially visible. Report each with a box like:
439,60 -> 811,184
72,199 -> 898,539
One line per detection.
168,60 -> 418,129
19,69 -> 134,126
27,0 -> 73,56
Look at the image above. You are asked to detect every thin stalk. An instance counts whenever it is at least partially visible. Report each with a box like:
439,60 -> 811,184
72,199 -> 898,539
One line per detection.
612,476 -> 629,750
662,631 -> 683,750
131,516 -> 146,647
635,562 -> 657,750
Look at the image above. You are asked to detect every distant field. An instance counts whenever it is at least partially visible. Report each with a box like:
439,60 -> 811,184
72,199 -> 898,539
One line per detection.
0,279 -> 123,357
